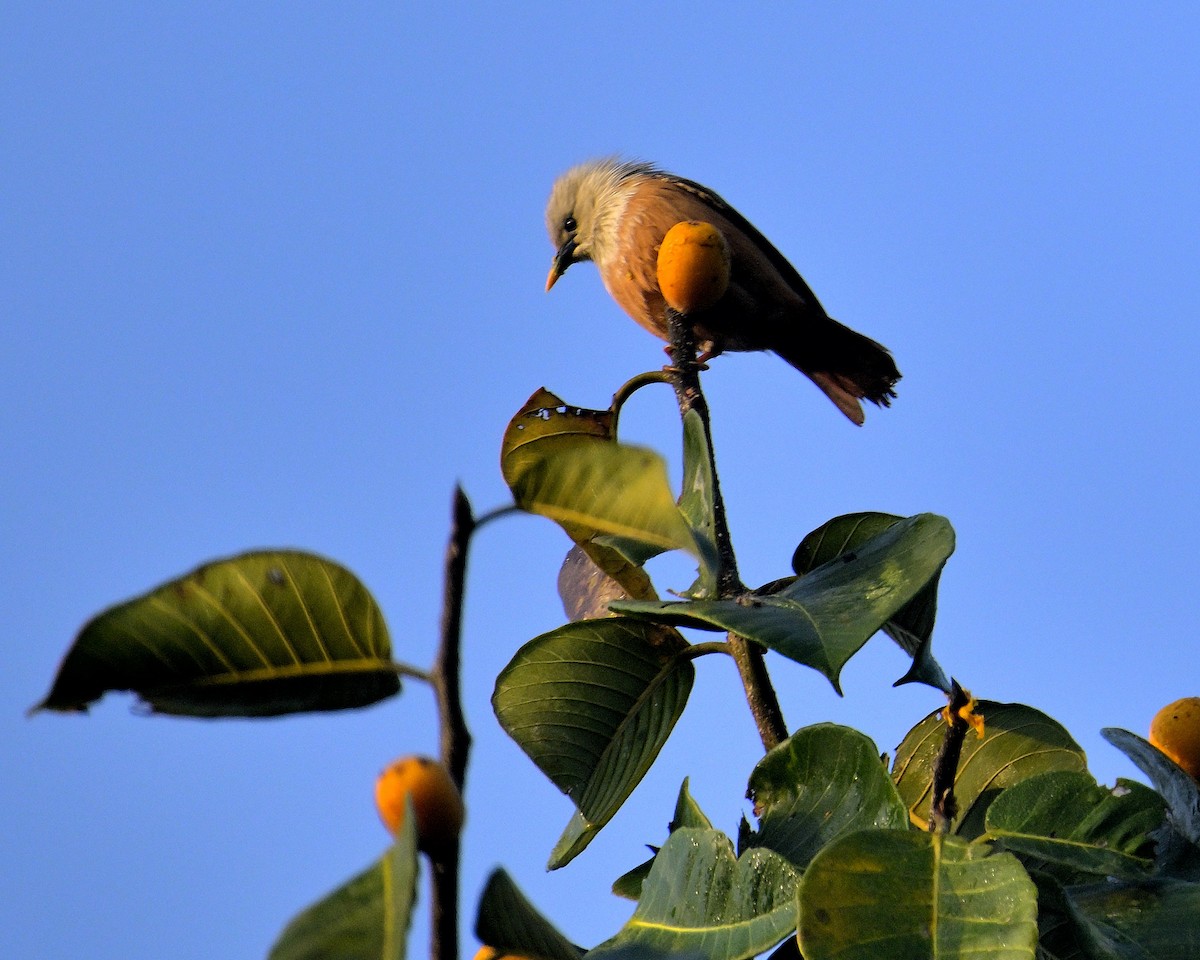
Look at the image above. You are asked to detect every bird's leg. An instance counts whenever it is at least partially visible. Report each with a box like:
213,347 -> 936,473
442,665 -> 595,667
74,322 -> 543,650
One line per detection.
662,342 -> 711,372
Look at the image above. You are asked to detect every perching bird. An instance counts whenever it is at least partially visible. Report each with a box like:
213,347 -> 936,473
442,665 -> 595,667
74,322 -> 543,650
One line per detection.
545,158 -> 900,424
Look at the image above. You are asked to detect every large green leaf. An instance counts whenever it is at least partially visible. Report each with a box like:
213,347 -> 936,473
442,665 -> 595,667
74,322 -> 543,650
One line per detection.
474,869 -> 581,960
984,770 -> 1162,880
798,830 -> 1038,960
588,828 -> 800,960
612,513 -> 955,691
612,778 -> 715,901
269,798 -> 419,960
792,512 -> 950,691
501,388 -> 698,561
742,724 -> 908,868
492,617 -> 694,868
1064,878 -> 1200,959
893,702 -> 1087,838
33,550 -> 399,717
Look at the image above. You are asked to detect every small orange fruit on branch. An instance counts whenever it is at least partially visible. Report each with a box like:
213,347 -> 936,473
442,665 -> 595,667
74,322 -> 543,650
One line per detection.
374,755 -> 464,852
1149,696 -> 1200,780
656,220 -> 731,315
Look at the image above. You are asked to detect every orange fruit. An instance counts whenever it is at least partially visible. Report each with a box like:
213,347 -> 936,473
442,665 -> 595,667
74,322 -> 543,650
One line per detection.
1149,697 -> 1200,780
656,220 -> 731,314
473,948 -> 532,960
374,755 -> 464,851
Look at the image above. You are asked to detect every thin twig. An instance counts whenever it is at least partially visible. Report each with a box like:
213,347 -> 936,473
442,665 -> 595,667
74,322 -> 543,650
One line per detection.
430,485 -> 476,960
665,309 -> 788,751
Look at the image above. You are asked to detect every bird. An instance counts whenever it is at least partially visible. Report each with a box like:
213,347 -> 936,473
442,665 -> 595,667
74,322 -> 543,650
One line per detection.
544,158 -> 900,425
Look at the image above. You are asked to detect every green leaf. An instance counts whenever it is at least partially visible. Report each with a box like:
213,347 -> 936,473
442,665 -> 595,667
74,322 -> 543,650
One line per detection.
677,409 -> 719,597
33,550 -> 399,718
589,828 -> 800,960
269,798 -> 419,960
893,702 -> 1087,838
792,512 -> 950,691
1102,727 -> 1200,846
613,514 -> 955,692
491,618 -> 694,868
474,869 -> 581,960
984,770 -> 1162,880
612,778 -> 715,901
742,724 -> 908,869
501,388 -> 697,559
1064,878 -> 1200,960
798,830 -> 1038,960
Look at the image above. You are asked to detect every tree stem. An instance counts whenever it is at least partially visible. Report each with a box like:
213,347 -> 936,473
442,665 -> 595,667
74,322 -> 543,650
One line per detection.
431,485 -> 475,960
665,309 -> 788,751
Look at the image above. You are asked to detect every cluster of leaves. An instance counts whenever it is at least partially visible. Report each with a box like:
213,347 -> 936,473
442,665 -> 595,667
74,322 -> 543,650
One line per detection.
32,381 -> 1200,959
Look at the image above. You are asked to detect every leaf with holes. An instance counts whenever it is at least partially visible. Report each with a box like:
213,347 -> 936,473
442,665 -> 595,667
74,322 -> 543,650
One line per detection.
492,617 -> 693,868
33,550 -> 399,717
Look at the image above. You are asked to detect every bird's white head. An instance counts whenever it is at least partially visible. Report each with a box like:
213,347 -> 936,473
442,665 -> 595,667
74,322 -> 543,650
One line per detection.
544,158 -> 655,290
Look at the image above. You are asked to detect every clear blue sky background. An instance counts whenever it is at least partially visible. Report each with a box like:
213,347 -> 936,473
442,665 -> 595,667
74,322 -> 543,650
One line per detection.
5,5 -> 1199,958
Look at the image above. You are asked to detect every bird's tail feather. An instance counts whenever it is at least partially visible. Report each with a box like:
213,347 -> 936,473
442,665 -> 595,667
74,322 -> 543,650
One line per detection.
774,317 -> 900,426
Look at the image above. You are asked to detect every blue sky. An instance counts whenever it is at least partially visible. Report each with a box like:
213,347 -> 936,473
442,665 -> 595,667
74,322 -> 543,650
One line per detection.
5,5 -> 1199,958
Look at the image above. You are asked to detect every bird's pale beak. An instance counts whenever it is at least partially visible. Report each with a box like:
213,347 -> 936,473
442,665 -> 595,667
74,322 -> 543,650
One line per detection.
545,237 -> 579,291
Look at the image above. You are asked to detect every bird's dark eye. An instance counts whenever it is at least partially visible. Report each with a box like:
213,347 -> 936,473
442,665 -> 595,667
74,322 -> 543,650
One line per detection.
563,215 -> 577,233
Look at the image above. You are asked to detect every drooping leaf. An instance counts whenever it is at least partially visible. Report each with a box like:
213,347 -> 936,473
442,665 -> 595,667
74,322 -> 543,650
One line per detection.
792,512 -> 950,691
33,550 -> 399,718
1064,877 -> 1200,960
742,724 -> 907,869
474,869 -> 581,960
501,388 -> 697,560
892,702 -> 1087,838
269,798 -> 419,960
984,770 -> 1162,880
798,830 -> 1038,960
557,545 -> 656,623
612,778 -> 715,901
613,514 -> 955,692
492,618 -> 694,868
589,828 -> 800,960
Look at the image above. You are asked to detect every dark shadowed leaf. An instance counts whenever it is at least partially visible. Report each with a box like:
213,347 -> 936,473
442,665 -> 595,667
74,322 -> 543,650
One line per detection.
269,798 -> 418,960
798,830 -> 1037,960
557,545 -> 656,622
1064,878 -> 1200,959
893,702 -> 1087,838
589,828 -> 799,960
984,770 -> 1162,880
792,512 -> 950,691
474,869 -> 581,960
612,778 -> 714,901
742,724 -> 907,868
492,617 -> 694,868
613,514 -> 954,691
33,550 -> 399,717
